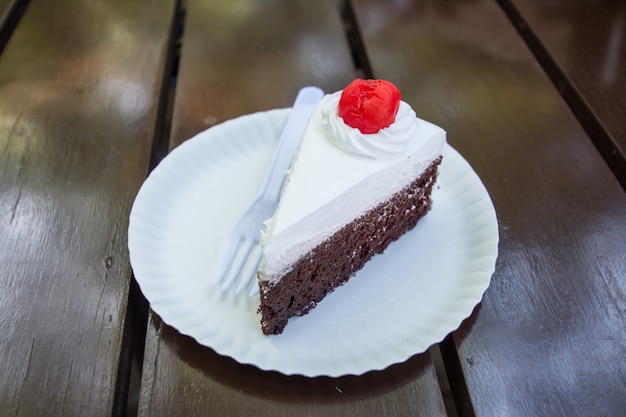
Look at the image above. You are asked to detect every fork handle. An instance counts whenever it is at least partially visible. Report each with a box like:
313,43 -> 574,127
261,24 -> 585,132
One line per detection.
261,86 -> 325,203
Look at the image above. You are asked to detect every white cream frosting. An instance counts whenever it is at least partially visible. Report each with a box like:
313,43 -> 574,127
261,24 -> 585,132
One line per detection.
321,91 -> 418,159
259,93 -> 446,284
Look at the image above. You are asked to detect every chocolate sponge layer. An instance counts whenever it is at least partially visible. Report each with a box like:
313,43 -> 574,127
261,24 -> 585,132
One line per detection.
259,157 -> 442,335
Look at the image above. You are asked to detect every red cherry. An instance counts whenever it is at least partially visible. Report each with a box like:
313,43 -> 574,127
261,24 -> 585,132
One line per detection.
338,79 -> 401,134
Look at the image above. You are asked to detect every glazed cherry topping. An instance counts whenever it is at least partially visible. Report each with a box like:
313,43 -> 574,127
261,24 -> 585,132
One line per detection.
338,79 -> 401,134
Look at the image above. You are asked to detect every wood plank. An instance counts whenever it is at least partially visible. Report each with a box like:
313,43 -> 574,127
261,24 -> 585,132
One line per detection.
0,1 -> 25,52
504,0 -> 626,186
137,1 -> 447,416
141,314 -> 447,417
169,0 -> 356,148
0,1 -> 176,416
352,0 -> 626,416
0,0 -> 17,25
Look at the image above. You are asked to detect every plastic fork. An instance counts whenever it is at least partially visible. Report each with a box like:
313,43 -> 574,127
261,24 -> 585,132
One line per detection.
211,86 -> 325,295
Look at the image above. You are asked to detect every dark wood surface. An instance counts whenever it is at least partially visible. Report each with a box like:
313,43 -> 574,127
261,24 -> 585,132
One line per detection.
137,1 -> 447,416
0,0 -> 25,53
1,0 -> 624,416
168,0 -> 356,147
0,0 -> 17,26
506,0 -> 626,185
0,1 -> 176,416
352,0 -> 626,415
140,316 -> 447,417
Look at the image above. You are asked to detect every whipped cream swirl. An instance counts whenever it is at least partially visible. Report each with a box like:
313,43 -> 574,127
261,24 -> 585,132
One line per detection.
320,91 -> 418,159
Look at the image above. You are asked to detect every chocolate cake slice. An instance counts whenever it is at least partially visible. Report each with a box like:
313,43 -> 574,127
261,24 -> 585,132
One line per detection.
259,158 -> 441,335
257,80 -> 446,335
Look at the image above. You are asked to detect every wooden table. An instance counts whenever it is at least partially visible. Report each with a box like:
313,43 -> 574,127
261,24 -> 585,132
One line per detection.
1,1 -> 624,416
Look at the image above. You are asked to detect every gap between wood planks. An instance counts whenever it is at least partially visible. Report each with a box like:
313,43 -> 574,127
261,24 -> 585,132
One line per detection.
497,0 -> 626,191
113,1 -> 185,416
0,0 -> 31,55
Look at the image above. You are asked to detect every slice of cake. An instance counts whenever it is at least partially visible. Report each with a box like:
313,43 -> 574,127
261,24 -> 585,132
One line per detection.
257,79 -> 446,335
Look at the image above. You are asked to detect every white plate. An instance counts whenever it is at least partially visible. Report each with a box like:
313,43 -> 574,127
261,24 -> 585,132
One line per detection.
128,108 -> 499,377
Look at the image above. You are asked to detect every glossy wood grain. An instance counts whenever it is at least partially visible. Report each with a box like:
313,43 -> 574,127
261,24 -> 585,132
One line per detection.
352,0 -> 626,415
169,0 -> 356,148
506,0 -> 626,185
0,0 -> 17,26
0,0 -> 25,53
0,1 -> 175,415
141,314 -> 447,417
137,1 -> 447,416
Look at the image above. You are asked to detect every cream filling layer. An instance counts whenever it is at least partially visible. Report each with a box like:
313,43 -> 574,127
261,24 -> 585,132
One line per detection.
260,97 -> 446,283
